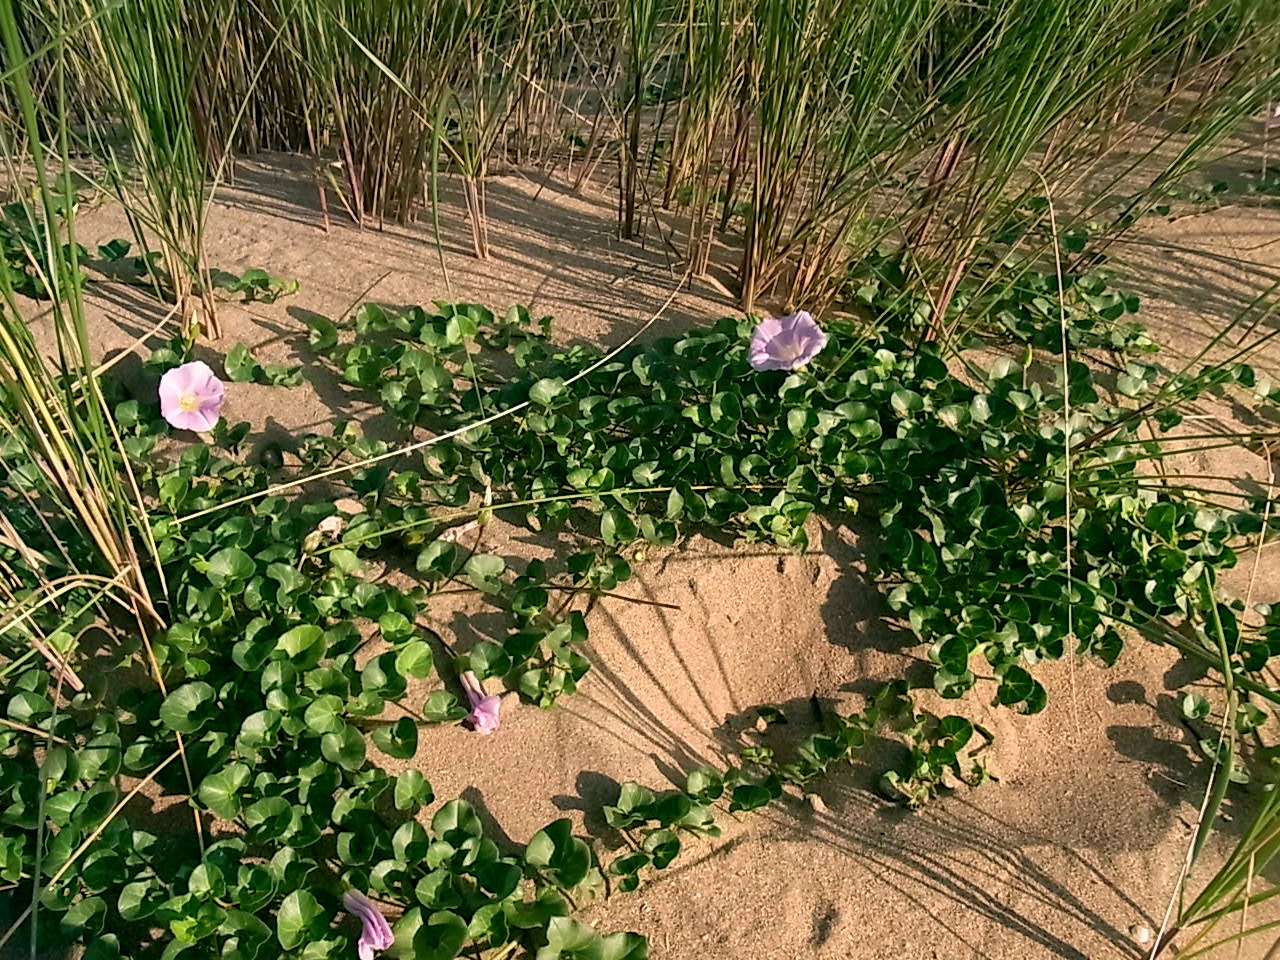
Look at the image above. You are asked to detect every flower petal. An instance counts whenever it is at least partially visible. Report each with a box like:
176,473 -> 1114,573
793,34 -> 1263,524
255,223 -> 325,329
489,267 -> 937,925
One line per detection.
748,311 -> 826,371
344,890 -> 394,957
166,408 -> 218,433
158,361 -> 226,432
467,694 -> 501,735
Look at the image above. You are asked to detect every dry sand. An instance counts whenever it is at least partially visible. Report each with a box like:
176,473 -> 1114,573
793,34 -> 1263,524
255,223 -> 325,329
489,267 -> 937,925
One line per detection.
54,153 -> 1280,959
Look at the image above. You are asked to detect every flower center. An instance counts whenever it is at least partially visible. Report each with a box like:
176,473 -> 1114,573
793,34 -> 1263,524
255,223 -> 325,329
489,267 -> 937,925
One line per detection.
177,393 -> 201,413
775,338 -> 804,361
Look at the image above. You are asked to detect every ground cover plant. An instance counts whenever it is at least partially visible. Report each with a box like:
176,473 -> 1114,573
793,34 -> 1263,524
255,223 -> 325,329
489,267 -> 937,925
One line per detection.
2,0 -> 1280,958
4,273 -> 1280,956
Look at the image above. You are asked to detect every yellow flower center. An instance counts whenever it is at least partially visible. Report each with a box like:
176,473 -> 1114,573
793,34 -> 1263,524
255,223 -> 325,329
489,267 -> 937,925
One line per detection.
177,393 -> 200,413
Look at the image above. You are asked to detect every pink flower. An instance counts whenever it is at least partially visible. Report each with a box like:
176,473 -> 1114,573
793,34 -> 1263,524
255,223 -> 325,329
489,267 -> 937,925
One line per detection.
158,361 -> 225,432
460,671 -> 500,735
343,890 -> 393,960
748,311 -> 827,371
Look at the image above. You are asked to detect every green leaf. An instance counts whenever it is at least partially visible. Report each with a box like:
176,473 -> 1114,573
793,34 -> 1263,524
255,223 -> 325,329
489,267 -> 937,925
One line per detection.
372,717 -> 419,759
205,547 -> 255,587
996,666 -> 1034,706
464,554 -> 506,594
98,238 -> 131,260
61,896 -> 106,936
392,908 -> 468,960
362,652 -> 407,698
262,363 -> 302,387
525,819 -> 592,888
710,392 -> 741,423
415,870 -> 461,910
379,611 -> 415,643
394,820 -> 430,862
469,641 -> 511,680
529,377 -> 566,406
302,313 -> 339,353
118,879 -> 164,921
236,709 -> 281,756
321,725 -> 367,771
422,691 -> 467,723
475,859 -> 523,899
1182,693 -> 1211,721
685,768 -> 724,802
995,666 -> 1046,715
416,541 -> 459,579
198,763 -> 250,819
610,852 -> 650,877
74,783 -> 116,827
600,932 -> 648,960
537,916 -> 603,960
159,682 -> 215,734
431,799 -> 483,844
276,624 -> 325,667
642,828 -> 680,868
396,640 -> 435,679
395,770 -> 434,811
890,389 -> 924,417
244,797 -> 292,840
188,862 -> 225,899
354,302 -> 391,334
467,900 -> 509,944
303,694 -> 345,735
276,890 -> 323,950
224,344 -> 260,383
728,783 -> 774,813
601,508 -> 638,546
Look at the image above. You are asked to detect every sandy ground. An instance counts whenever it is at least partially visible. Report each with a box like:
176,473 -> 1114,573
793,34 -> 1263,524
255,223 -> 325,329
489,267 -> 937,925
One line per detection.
51,153 -> 1280,959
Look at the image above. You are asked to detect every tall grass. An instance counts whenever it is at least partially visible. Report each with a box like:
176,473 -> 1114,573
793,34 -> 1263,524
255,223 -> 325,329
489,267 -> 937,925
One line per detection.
61,0 -> 1271,339
449,0 -> 540,257
0,7 -> 207,928
294,2 -> 447,227
75,0 -> 221,337
734,0 -> 937,312
0,1 -> 162,617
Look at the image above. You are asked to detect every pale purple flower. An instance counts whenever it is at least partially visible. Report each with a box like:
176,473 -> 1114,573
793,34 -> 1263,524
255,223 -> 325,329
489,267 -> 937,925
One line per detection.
460,671 -> 500,735
748,311 -> 828,371
158,361 -> 225,432
343,890 -> 393,960
1268,103 -> 1280,130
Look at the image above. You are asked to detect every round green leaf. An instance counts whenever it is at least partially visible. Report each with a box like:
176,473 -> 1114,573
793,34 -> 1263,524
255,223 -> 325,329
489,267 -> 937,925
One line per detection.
468,641 -> 511,680
275,624 -> 325,667
205,547 -> 255,587
529,377 -> 566,406
431,800 -> 483,844
321,725 -> 367,771
159,682 -> 215,734
601,931 -> 649,960
393,908 -> 468,960
276,889 -> 323,950
396,640 -> 435,679
303,694 -> 345,735
372,717 -> 419,760
198,762 -> 250,819
395,770 -> 434,811
244,797 -> 292,839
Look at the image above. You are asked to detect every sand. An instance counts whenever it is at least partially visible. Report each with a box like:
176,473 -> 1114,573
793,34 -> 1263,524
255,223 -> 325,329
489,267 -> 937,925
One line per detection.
49,151 -> 1280,959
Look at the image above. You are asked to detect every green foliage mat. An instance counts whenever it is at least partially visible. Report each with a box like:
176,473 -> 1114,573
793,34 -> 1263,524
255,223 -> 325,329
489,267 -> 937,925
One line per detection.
1,300 -> 1277,958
